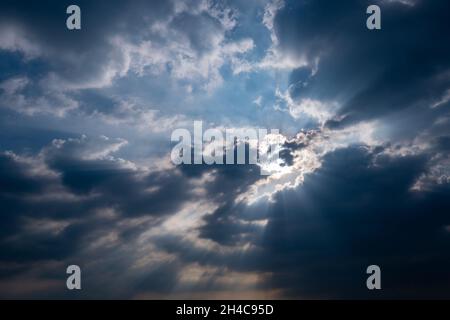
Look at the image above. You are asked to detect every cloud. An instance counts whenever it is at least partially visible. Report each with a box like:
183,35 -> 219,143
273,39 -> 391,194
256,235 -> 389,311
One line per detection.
0,0 -> 254,95
275,87 -> 338,124
0,0 -> 264,126
0,135 -> 267,298
199,144 -> 450,298
1,131 -> 450,298
270,0 -> 450,133
1,0 -> 450,300
0,76 -> 79,116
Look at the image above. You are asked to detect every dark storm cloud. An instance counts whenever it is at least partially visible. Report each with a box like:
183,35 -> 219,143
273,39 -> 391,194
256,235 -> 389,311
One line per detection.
0,136 -> 193,265
0,153 -> 44,195
175,147 -> 269,245
273,0 -> 450,128
0,151 -> 84,263
197,143 -> 450,298
0,0 -> 173,87
3,138 -> 449,298
0,135 -> 270,298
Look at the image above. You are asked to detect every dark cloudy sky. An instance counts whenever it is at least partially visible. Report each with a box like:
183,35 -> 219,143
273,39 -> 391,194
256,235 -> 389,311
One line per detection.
0,0 -> 450,299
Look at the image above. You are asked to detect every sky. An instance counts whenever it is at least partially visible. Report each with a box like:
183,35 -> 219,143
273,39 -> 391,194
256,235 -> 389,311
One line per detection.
0,0 -> 450,299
